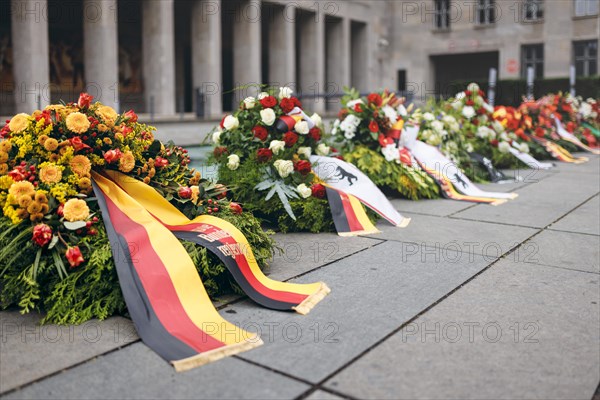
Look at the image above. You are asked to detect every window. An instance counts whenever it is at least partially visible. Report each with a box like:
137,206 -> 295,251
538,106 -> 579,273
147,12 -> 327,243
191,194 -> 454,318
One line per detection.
573,40 -> 598,76
434,0 -> 451,29
523,0 -> 544,21
521,44 -> 544,79
398,70 -> 407,92
476,0 -> 496,24
574,0 -> 599,17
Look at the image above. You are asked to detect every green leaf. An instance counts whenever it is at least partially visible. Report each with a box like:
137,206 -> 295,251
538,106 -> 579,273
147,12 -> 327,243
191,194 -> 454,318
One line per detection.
48,235 -> 59,250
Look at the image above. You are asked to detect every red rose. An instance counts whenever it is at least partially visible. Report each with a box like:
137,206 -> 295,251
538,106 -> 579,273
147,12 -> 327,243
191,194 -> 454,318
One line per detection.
65,246 -> 84,268
32,224 -> 53,247
214,146 -> 228,157
260,96 -> 277,108
291,97 -> 302,108
8,168 -> 25,182
367,93 -> 383,107
154,156 -> 169,168
465,90 -> 472,96
103,149 -> 123,164
465,99 -> 475,106
354,104 -> 363,113
566,121 -> 576,133
311,183 -> 326,199
121,125 -> 133,137
369,120 -> 379,133
178,186 -> 192,199
256,148 -> 273,162
78,92 -> 93,109
378,134 -> 394,148
215,183 -> 227,199
308,127 -> 321,141
477,107 -> 486,115
535,127 -> 545,138
124,109 -> 138,123
338,109 -> 348,120
399,148 -> 412,166
219,115 -> 228,129
294,160 -> 311,175
490,139 -> 499,147
283,131 -> 298,147
252,126 -> 268,141
280,98 -> 295,113
229,202 -> 243,215
70,137 -> 90,152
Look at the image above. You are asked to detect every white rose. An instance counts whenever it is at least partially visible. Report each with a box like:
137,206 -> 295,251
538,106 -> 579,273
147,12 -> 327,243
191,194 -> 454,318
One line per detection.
519,143 -> 530,154
227,154 -> 240,170
332,119 -> 340,135
423,112 -> 435,122
269,140 -> 286,155
467,82 -> 480,92
212,130 -> 221,144
455,92 -> 466,101
273,159 -> 294,178
462,106 -> 476,119
316,143 -> 330,156
465,142 -> 474,153
476,126 -> 490,139
257,92 -> 269,100
431,120 -> 444,133
500,132 -> 509,142
223,115 -> 239,130
428,134 -> 442,146
498,141 -> 511,153
243,97 -> 256,109
381,144 -> 399,162
382,105 -> 398,125
296,183 -> 312,199
442,115 -> 456,125
297,146 -> 312,159
279,87 -> 293,99
421,129 -> 432,140
294,120 -> 309,135
260,108 -> 276,126
310,113 -> 322,126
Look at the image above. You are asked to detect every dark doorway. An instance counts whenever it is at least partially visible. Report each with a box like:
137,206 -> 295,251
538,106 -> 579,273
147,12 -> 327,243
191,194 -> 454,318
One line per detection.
221,1 -> 235,112
431,51 -> 499,98
118,0 -> 144,112
174,0 -> 192,113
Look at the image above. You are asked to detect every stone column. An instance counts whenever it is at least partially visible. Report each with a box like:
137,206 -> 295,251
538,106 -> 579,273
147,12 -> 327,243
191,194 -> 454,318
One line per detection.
233,0 -> 261,104
10,0 -> 50,113
83,0 -> 119,109
297,11 -> 325,112
191,0 -> 222,118
142,0 -> 176,115
268,4 -> 295,89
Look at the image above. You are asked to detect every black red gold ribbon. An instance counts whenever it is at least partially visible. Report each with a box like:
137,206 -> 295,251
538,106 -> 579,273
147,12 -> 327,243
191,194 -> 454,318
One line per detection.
324,185 -> 380,236
92,171 -> 330,371
530,136 -> 588,163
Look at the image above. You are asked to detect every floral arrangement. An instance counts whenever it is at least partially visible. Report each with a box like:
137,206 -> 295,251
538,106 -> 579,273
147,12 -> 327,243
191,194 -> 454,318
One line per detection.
211,87 -> 344,233
0,93 -> 275,324
330,88 -> 438,200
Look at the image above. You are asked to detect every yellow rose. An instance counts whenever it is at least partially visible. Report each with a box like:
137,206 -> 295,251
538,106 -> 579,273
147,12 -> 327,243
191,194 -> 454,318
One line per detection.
118,151 -> 136,173
44,138 -> 59,152
96,105 -> 118,126
70,155 -> 92,176
39,164 -> 62,184
8,113 -> 30,133
63,198 -> 90,222
66,112 -> 90,134
8,181 -> 35,199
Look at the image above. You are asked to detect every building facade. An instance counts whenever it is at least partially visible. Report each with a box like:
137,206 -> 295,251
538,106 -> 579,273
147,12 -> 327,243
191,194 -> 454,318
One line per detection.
0,0 -> 598,118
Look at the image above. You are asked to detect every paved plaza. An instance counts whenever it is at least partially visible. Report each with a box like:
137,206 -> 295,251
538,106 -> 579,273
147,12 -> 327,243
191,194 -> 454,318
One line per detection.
1,155 -> 599,400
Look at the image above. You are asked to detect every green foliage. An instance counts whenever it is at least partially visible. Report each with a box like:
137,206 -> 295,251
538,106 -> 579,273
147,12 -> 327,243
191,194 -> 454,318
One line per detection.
0,209 -> 276,324
344,146 -> 439,200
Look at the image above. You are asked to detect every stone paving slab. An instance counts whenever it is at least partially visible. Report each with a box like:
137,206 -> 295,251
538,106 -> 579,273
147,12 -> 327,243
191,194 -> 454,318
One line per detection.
224,241 -> 494,383
3,343 -> 309,400
304,390 -> 344,400
0,313 -> 137,394
366,214 -> 538,258
452,169 -> 600,228
389,198 -> 475,217
324,259 -> 600,400
549,195 -> 600,236
520,230 -> 600,274
268,233 -> 383,281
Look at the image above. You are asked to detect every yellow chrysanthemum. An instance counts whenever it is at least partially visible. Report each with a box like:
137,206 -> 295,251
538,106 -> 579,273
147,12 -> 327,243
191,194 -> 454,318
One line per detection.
0,164 -> 8,175
39,164 -> 63,184
44,138 -> 59,152
8,113 -> 30,133
0,140 -> 12,152
70,155 -> 92,176
27,201 -> 42,214
0,176 -> 14,190
66,112 -> 90,134
0,151 -> 7,163
96,105 -> 118,126
97,124 -> 108,132
17,195 -> 32,208
8,181 -> 35,199
45,104 -> 65,112
63,198 -> 90,222
35,191 -> 48,204
118,151 -> 136,173
78,177 -> 91,190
